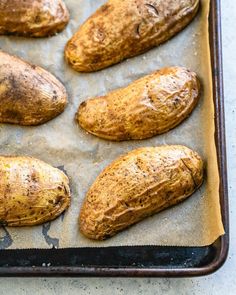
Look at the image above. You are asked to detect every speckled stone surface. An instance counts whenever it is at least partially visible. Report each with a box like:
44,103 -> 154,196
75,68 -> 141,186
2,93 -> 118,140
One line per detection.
0,1 -> 235,294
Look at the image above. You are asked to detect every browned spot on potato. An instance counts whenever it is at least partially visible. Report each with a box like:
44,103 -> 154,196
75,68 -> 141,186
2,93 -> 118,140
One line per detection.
34,15 -> 41,24
100,3 -> 112,13
80,101 -> 87,109
1,110 -> 23,122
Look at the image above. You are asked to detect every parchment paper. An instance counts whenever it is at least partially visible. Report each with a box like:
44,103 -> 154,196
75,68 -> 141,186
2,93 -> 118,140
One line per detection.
0,0 -> 224,249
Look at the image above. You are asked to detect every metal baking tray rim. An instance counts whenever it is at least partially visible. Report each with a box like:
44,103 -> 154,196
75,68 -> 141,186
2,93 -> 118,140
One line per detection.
0,0 -> 229,277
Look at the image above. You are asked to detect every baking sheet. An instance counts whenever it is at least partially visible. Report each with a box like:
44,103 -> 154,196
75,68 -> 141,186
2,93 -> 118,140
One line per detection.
0,0 -> 224,249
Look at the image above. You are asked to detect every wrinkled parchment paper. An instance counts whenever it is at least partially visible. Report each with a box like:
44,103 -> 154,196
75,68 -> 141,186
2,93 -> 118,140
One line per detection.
0,0 -> 224,249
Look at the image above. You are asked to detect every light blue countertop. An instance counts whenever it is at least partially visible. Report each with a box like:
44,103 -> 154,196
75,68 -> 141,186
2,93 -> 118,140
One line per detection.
0,1 -> 235,294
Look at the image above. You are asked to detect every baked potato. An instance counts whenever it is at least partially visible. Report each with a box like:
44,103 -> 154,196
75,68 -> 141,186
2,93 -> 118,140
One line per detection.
65,0 -> 199,72
0,0 -> 69,37
0,156 -> 71,226
0,51 -> 68,125
77,67 -> 200,141
79,145 -> 204,240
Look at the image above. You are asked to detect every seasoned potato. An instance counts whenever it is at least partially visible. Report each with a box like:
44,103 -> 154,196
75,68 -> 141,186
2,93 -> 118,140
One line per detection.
0,156 -> 71,226
79,145 -> 204,240
0,51 -> 68,125
77,67 -> 200,141
0,0 -> 69,37
65,0 -> 199,72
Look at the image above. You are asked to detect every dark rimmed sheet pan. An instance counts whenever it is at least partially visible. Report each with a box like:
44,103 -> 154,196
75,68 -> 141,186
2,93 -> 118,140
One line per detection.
0,0 -> 229,277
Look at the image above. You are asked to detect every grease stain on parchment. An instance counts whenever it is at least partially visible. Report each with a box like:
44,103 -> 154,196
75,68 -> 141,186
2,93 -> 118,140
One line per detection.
0,226 -> 13,249
42,222 -> 59,248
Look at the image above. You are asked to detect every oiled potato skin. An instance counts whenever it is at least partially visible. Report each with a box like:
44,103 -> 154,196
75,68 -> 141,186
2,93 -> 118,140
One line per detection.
65,0 -> 199,72
0,0 -> 69,37
0,156 -> 71,226
79,145 -> 203,240
77,67 -> 200,141
0,51 -> 68,125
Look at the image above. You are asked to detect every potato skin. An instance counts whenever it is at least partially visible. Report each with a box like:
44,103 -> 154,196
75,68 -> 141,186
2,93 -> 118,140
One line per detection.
0,0 -> 69,37
77,67 -> 200,141
65,0 -> 199,72
0,156 -> 71,226
79,145 -> 204,240
0,51 -> 68,125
